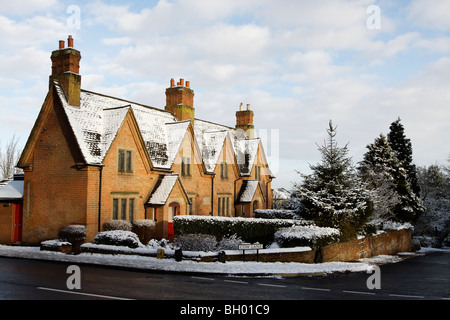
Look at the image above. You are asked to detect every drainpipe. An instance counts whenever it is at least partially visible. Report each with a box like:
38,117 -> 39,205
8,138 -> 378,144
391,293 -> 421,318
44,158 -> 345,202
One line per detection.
210,174 -> 215,216
234,176 -> 242,217
98,165 -> 103,232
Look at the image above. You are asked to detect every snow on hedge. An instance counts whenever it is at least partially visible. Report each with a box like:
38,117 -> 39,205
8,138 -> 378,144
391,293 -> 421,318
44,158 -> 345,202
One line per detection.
174,215 -> 312,226
174,215 -> 314,245
275,225 -> 340,249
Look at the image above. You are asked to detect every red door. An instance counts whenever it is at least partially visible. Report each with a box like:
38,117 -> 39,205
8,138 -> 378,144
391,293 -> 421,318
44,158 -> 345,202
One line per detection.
13,203 -> 23,243
168,202 -> 179,241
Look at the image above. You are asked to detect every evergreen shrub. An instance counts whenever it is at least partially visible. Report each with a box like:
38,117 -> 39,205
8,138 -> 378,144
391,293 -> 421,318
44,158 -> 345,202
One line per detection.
132,219 -> 156,245
103,220 -> 132,231
173,216 -> 312,246
274,225 -> 340,249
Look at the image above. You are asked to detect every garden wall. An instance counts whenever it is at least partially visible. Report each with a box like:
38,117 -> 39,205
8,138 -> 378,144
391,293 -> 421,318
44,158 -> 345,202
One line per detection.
199,229 -> 412,263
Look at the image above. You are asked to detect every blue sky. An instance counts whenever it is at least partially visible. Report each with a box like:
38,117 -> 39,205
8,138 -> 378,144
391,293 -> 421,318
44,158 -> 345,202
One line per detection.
1,0 -> 449,189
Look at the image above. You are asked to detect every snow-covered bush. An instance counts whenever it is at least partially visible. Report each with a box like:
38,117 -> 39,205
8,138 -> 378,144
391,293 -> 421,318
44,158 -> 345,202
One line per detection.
174,215 -> 312,246
59,225 -> 86,243
132,219 -> 156,245
147,238 -> 170,249
173,234 -> 218,252
58,225 -> 86,254
274,225 -> 340,249
94,230 -> 143,248
103,220 -> 132,231
216,234 -> 244,250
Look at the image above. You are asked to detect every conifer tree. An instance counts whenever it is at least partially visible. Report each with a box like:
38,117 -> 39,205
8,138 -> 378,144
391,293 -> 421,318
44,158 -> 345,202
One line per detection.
358,134 -> 400,222
387,118 -> 421,195
295,121 -> 372,240
360,133 -> 424,223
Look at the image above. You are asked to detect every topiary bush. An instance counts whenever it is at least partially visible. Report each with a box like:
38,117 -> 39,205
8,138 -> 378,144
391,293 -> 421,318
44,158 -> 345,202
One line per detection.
103,220 -> 132,231
132,219 -> 156,245
94,230 -> 143,248
59,225 -> 86,254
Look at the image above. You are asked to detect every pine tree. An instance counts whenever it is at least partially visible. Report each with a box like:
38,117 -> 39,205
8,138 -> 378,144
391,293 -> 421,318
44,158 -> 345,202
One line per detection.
387,118 -> 421,195
358,134 -> 401,223
295,121 -> 373,240
360,134 -> 424,223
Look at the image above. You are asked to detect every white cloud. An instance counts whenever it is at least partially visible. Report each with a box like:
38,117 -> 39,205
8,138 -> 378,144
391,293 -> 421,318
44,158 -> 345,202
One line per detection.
408,0 -> 450,30
0,0 -> 59,16
1,0 -> 450,189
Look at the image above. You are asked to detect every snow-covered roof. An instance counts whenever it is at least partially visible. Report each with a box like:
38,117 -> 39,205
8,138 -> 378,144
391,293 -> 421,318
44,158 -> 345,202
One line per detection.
0,180 -> 23,201
147,174 -> 179,205
53,80 -> 264,175
237,180 -> 259,203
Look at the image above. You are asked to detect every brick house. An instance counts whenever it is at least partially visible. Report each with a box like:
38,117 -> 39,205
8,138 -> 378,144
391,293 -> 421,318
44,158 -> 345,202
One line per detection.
14,36 -> 274,244
0,174 -> 24,244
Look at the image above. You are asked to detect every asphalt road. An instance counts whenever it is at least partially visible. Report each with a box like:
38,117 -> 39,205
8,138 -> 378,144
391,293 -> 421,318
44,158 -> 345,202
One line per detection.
0,250 -> 448,303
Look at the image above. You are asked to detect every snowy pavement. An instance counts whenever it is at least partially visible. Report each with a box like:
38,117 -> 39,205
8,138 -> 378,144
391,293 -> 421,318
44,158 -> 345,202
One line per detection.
0,244 -> 432,277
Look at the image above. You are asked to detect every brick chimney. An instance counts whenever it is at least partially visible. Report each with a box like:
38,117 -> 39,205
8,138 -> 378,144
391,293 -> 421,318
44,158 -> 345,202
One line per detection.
50,35 -> 81,107
165,78 -> 195,124
236,103 -> 254,138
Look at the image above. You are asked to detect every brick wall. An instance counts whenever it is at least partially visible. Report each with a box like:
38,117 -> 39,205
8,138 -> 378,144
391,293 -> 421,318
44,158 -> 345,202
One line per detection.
198,229 -> 412,263
22,100 -> 89,244
0,204 -> 13,243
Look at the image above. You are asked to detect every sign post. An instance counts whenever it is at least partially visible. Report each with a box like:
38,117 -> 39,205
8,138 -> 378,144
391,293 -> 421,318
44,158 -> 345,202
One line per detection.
238,243 -> 263,262
156,248 -> 164,259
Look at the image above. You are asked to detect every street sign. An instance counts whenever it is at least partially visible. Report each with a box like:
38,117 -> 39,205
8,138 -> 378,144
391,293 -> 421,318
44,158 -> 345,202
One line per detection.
156,249 -> 164,259
239,243 -> 263,262
239,243 -> 263,250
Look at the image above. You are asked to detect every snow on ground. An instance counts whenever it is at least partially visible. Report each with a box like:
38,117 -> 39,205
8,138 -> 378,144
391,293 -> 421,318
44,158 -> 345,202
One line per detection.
0,244 -> 437,277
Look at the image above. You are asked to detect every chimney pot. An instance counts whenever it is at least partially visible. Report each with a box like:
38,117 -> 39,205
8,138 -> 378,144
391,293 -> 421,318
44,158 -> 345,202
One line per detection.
246,104 -> 250,110
68,35 -> 74,48
170,78 -> 175,87
240,103 -> 244,111
186,80 -> 190,88
59,40 -> 65,49
180,78 -> 184,86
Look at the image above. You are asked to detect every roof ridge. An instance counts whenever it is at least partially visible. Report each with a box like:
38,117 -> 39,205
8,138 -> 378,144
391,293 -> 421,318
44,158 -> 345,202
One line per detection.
81,88 -> 173,115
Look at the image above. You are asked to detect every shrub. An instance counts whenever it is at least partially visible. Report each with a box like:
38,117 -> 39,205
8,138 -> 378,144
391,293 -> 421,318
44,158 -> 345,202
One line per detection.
173,234 -> 218,252
59,225 -> 86,243
94,230 -> 143,248
132,219 -> 156,245
216,234 -> 244,251
58,225 -> 86,254
274,225 -> 340,249
103,220 -> 132,231
174,216 -> 313,246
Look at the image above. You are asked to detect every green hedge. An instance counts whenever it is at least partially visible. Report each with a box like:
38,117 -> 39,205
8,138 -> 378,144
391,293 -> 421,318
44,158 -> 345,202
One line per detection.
173,216 -> 312,246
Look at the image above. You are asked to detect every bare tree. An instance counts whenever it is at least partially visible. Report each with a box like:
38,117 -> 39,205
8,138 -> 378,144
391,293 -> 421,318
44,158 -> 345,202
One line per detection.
0,134 -> 22,180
